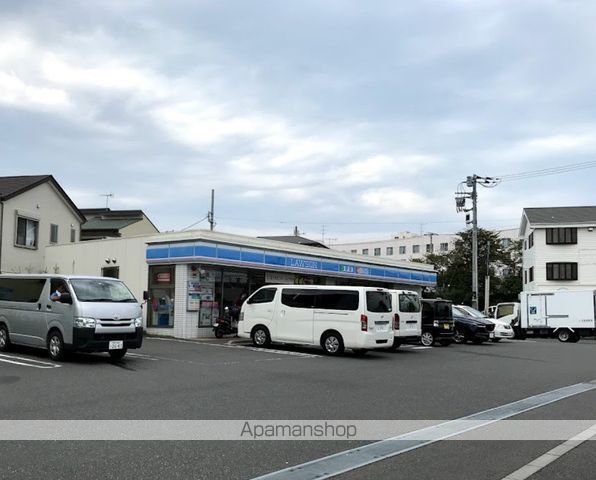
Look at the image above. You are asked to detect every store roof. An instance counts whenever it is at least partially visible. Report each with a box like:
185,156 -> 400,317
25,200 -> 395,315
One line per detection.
258,235 -> 328,249
146,229 -> 435,273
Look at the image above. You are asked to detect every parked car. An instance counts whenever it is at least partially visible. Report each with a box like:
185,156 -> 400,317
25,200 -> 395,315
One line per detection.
238,285 -> 394,355
455,305 -> 514,342
420,299 -> 455,346
451,306 -> 494,344
388,290 -> 421,349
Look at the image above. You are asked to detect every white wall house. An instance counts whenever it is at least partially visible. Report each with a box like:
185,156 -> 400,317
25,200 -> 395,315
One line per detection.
332,229 -> 519,262
0,175 -> 85,274
520,206 -> 596,292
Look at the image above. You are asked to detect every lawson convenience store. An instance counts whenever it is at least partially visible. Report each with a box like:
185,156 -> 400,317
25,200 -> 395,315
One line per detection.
144,230 -> 437,339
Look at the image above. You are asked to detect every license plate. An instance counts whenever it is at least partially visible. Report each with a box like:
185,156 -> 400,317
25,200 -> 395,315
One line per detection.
489,332 -> 495,338
443,324 -> 450,330
376,327 -> 387,332
109,340 -> 124,350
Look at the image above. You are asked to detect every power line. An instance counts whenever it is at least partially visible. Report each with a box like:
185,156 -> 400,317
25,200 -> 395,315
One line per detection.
216,217 -> 518,226
182,215 -> 209,231
497,160 -> 596,182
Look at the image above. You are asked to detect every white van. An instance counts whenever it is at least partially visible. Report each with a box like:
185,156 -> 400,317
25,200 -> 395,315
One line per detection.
238,285 -> 395,355
0,274 -> 143,360
388,290 -> 422,348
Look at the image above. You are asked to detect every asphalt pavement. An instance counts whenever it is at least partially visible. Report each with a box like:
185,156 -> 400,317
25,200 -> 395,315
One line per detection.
0,336 -> 594,479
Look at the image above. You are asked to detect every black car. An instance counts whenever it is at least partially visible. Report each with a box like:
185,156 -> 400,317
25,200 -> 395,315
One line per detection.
451,307 -> 495,344
420,299 -> 455,346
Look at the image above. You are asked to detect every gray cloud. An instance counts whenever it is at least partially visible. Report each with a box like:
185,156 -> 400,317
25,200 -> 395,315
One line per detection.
1,0 -> 595,241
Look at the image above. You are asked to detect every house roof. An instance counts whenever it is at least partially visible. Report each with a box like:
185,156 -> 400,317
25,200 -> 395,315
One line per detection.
258,235 -> 328,249
0,175 -> 85,222
520,206 -> 596,235
81,218 -> 139,231
81,208 -> 159,233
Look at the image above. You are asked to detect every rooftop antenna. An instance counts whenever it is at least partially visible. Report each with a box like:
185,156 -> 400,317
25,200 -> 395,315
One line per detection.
100,193 -> 114,209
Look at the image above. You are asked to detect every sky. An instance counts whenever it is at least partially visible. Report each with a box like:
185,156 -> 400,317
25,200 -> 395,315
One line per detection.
1,0 -> 595,244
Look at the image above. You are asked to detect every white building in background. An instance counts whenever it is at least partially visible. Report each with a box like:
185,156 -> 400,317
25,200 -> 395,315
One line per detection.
520,206 -> 596,292
332,229 -> 519,262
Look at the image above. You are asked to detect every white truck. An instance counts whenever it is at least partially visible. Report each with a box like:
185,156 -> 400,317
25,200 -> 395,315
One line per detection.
494,289 -> 596,343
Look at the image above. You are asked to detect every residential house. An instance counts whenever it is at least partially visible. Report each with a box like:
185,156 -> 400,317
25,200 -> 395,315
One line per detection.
0,175 -> 85,273
80,208 -> 159,241
520,206 -> 596,292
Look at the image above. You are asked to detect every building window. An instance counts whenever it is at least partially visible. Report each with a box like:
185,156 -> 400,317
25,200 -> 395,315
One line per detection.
350,249 -> 357,254
412,245 -> 420,254
440,242 -> 449,252
524,270 -> 527,284
147,265 -> 175,328
362,249 -> 369,255
529,267 -> 534,282
426,243 -> 433,253
528,232 -> 534,249
50,224 -> 59,244
70,228 -> 76,243
546,228 -> 577,245
524,241 -> 527,250
16,216 -> 39,248
386,247 -> 394,256
546,262 -> 578,281
374,248 -> 381,256
399,246 -> 406,255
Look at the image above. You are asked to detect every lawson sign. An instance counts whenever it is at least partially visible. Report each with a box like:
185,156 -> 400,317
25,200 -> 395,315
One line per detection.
146,241 -> 436,286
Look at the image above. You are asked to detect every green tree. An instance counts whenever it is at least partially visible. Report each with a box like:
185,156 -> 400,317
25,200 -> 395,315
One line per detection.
420,229 -> 522,307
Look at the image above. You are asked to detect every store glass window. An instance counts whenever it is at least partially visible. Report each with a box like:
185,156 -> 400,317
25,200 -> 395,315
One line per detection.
147,265 -> 175,328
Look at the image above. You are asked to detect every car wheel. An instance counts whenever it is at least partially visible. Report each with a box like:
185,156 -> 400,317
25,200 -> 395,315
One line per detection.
453,329 -> 466,344
557,329 -> 572,343
438,339 -> 452,346
109,348 -> 127,360
322,332 -> 344,355
0,324 -> 11,352
389,341 -> 401,351
420,331 -> 434,347
251,326 -> 271,348
47,331 -> 65,361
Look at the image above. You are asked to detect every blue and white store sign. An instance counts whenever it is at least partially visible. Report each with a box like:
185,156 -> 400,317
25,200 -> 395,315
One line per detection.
146,241 -> 437,286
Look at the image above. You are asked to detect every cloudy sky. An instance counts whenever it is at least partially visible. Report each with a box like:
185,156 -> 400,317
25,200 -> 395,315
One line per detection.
1,0 -> 595,243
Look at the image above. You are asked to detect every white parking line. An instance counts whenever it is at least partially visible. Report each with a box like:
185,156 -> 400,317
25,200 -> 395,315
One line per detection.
0,353 -> 61,369
149,337 -> 322,358
251,381 -> 596,480
501,423 -> 596,480
126,352 -> 159,361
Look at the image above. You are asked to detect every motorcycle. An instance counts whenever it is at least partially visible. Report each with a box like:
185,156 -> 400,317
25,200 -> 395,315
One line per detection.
213,306 -> 240,338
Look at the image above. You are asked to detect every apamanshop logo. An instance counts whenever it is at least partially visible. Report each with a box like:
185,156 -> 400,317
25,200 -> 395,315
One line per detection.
241,421 -> 357,440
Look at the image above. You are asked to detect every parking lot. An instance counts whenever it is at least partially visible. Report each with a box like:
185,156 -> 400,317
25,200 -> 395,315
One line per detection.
0,336 -> 595,480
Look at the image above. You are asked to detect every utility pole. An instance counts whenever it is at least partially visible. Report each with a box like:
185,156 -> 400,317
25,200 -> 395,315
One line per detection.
469,175 -> 479,310
455,175 -> 499,310
208,189 -> 215,231
484,241 -> 491,315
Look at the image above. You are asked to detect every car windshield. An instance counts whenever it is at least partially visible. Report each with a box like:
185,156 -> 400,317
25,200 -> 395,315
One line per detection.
70,279 -> 137,303
460,306 -> 487,318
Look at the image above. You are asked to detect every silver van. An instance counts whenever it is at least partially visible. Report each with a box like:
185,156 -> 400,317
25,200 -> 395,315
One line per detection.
0,274 -> 143,360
